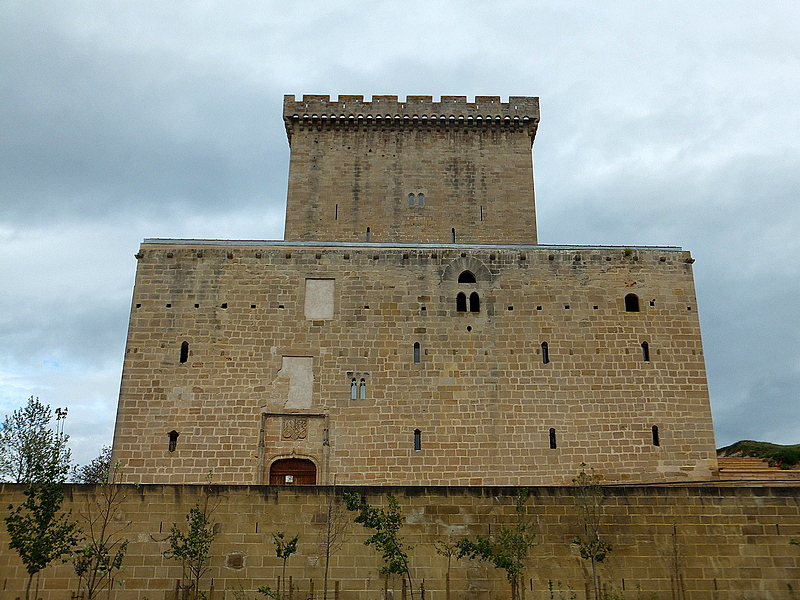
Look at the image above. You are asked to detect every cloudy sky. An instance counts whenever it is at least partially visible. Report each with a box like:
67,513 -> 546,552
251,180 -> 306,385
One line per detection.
1,0 -> 798,467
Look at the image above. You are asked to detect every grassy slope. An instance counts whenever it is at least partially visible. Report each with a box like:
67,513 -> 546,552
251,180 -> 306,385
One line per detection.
717,440 -> 800,469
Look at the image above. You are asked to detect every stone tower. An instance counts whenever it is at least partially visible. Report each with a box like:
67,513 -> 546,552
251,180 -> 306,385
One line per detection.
110,95 -> 717,486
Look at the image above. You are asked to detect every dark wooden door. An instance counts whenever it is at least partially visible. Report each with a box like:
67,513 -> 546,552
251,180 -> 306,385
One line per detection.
269,458 -> 316,485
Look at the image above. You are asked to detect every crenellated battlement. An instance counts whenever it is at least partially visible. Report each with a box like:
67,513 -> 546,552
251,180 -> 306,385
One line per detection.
283,94 -> 540,140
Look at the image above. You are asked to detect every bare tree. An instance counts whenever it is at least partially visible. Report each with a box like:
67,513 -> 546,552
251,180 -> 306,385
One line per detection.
319,490 -> 350,600
571,464 -> 612,600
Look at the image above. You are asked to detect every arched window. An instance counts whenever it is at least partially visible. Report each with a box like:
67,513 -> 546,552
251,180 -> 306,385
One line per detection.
469,292 -> 480,312
541,342 -> 550,364
641,341 -> 650,362
652,425 -> 660,447
168,430 -> 179,453
359,379 -> 367,399
179,341 -> 189,364
414,429 -> 421,451
350,379 -> 358,400
366,227 -> 371,242
417,193 -> 425,206
413,342 -> 421,363
408,193 -> 415,207
549,428 -> 557,449
458,270 -> 476,283
456,292 -> 467,312
625,293 -> 640,312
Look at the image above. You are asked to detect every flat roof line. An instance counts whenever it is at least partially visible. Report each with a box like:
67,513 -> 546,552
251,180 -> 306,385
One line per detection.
142,239 -> 684,251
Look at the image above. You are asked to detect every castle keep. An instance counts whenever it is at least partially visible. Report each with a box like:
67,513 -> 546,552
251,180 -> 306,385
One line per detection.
110,95 -> 718,486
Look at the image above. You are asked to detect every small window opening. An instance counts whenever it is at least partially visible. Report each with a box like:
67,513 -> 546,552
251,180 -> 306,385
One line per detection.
469,292 -> 480,312
652,425 -> 660,447
417,193 -> 424,206
168,430 -> 179,453
458,270 -> 477,283
359,379 -> 366,399
456,292 -> 467,312
414,429 -> 421,451
541,342 -> 550,364
350,379 -> 358,400
335,204 -> 338,219
625,293 -> 640,312
641,341 -> 650,362
549,428 -> 557,449
480,205 -> 483,221
451,228 -> 456,243
408,193 -> 415,207
413,342 -> 421,363
366,227 -> 371,242
179,341 -> 189,364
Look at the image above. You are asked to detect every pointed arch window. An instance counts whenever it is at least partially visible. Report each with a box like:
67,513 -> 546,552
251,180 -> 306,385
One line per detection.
625,293 -> 640,312
350,379 -> 358,400
408,193 -> 415,207
359,379 -> 367,399
469,292 -> 480,312
413,342 -> 421,364
456,292 -> 467,312
417,193 -> 425,206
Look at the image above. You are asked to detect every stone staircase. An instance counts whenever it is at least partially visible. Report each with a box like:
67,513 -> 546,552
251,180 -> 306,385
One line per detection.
717,456 -> 800,482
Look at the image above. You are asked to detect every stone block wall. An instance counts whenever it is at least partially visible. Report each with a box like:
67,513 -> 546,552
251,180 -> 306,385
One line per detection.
282,95 -> 539,244
1,484 -> 799,600
111,241 -> 716,486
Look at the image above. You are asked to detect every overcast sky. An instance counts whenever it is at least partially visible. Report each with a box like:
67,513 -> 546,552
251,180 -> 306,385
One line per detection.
1,0 -> 798,467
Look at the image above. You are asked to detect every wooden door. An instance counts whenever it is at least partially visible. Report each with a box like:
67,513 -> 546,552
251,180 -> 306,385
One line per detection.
269,458 -> 316,485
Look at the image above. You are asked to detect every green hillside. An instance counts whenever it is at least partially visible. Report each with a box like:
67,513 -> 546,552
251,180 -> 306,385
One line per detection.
717,440 -> 800,469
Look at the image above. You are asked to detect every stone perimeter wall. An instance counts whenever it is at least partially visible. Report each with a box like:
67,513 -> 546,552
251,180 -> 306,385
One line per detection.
111,242 -> 716,486
1,484 -> 799,600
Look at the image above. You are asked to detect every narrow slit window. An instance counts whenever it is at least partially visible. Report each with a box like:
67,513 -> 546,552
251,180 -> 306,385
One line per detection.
414,429 -> 421,451
351,379 -> 358,400
549,428 -> 557,449
168,430 -> 179,453
625,293 -> 640,312
335,204 -> 338,219
417,193 -> 425,206
652,425 -> 660,446
451,228 -> 456,243
408,193 -> 415,207
413,342 -> 421,364
641,341 -> 650,362
179,341 -> 189,364
366,227 -> 371,242
456,292 -> 467,312
359,379 -> 367,399
541,342 -> 550,364
469,292 -> 480,312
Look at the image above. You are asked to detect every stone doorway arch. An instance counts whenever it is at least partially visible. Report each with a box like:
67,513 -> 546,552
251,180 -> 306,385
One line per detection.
269,458 -> 317,485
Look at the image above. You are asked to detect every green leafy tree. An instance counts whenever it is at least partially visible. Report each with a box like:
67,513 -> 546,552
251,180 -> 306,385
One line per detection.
5,481 -> 80,600
0,396 -> 71,483
344,492 -> 415,599
71,446 -> 112,484
163,490 -> 216,600
457,489 -> 538,600
258,532 -> 299,600
571,464 -> 612,600
72,464 -> 129,599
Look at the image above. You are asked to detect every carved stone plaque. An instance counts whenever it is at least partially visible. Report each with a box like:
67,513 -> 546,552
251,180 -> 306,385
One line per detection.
282,417 -> 308,440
